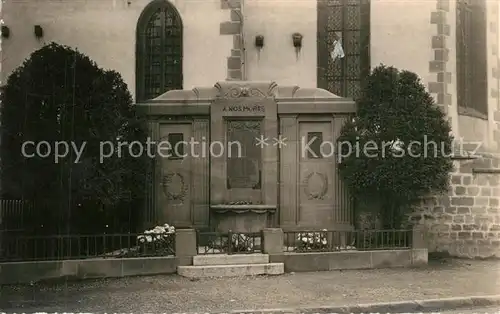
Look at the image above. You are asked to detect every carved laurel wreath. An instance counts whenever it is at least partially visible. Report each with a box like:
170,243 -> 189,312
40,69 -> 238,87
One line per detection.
162,172 -> 188,201
303,172 -> 328,200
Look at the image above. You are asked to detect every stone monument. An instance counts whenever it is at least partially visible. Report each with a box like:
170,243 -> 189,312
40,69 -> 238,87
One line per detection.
136,81 -> 356,233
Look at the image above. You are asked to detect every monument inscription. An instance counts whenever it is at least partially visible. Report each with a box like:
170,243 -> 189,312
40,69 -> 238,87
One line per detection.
226,120 -> 262,189
222,104 -> 265,113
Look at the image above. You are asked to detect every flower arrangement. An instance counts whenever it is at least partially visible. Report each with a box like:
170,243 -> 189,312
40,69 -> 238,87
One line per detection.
106,223 -> 175,258
137,223 -> 175,244
230,233 -> 255,252
295,229 -> 329,251
206,232 -> 256,253
136,223 -> 175,256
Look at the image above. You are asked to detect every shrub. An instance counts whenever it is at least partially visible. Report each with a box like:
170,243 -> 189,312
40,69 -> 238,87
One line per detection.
337,65 -> 453,229
0,42 -> 149,233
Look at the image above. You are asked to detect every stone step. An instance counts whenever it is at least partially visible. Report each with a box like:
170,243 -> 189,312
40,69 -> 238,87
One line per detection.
177,263 -> 284,278
193,253 -> 269,266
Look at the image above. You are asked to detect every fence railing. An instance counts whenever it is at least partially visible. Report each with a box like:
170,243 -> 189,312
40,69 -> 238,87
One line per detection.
283,229 -> 412,253
0,199 -> 34,232
0,232 -> 176,262
197,231 -> 262,255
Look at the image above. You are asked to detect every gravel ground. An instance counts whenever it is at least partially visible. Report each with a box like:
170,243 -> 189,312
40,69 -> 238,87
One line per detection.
0,258 -> 499,313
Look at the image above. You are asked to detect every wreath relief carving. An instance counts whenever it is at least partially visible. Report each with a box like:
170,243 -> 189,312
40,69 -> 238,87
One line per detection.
214,82 -> 278,98
303,172 -> 328,200
162,172 -> 188,201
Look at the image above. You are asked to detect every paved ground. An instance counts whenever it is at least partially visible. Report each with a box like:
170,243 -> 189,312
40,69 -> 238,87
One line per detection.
0,258 -> 499,313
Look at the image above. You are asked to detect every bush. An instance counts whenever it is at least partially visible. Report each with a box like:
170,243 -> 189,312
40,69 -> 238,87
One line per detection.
337,65 -> 453,229
0,42 -> 149,233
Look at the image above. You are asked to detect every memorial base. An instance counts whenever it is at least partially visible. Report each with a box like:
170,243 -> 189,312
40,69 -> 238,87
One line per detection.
210,205 -> 277,233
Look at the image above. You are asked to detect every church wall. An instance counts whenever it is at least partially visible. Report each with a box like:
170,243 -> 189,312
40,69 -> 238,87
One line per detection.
456,0 -> 499,152
408,0 -> 500,259
369,0 -> 500,258
370,0 -> 436,92
243,0 -> 317,87
0,0 -> 233,99
1,0 -> 499,258
1,0 -> 319,98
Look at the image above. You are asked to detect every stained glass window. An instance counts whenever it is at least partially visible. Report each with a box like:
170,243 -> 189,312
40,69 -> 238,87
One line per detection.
456,0 -> 488,117
136,2 -> 183,102
317,0 -> 370,100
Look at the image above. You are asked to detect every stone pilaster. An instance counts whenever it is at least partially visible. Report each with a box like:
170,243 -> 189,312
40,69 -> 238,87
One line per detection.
428,0 -> 451,115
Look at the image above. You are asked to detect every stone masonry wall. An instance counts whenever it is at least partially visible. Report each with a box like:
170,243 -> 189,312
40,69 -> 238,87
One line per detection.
220,0 -> 243,80
412,155 -> 500,258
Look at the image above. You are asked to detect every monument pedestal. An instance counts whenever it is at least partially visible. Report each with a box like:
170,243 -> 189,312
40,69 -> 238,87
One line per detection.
210,205 -> 277,233
136,81 -> 357,231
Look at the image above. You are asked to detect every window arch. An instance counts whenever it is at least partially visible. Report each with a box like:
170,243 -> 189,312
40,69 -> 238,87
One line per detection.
136,0 -> 183,102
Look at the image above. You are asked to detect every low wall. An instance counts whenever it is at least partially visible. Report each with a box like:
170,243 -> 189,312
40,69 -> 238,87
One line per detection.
0,256 -> 179,285
411,154 -> 500,259
269,249 -> 428,272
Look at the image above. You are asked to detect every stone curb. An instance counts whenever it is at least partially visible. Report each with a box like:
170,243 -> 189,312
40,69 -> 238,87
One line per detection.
227,295 -> 500,313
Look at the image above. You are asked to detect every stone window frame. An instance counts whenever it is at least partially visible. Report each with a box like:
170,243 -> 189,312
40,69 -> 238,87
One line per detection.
135,0 -> 183,102
456,0 -> 488,119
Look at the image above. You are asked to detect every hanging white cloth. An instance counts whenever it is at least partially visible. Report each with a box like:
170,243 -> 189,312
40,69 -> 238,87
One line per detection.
330,37 -> 345,62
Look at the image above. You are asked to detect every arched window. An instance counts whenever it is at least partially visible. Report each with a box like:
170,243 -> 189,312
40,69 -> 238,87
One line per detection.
136,0 -> 183,102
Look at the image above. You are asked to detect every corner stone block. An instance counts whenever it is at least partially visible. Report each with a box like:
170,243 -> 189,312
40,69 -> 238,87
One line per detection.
262,228 -> 284,254
175,229 -> 197,257
494,111 -> 500,122
220,21 -> 241,35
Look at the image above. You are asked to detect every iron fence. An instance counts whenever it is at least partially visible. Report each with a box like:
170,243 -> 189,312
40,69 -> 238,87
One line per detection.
0,199 -> 34,232
284,229 -> 412,253
0,232 -> 175,262
197,230 -> 262,255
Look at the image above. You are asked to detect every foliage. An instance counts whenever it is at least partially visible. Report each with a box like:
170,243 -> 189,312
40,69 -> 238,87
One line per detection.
337,65 -> 453,228
0,42 -> 149,233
